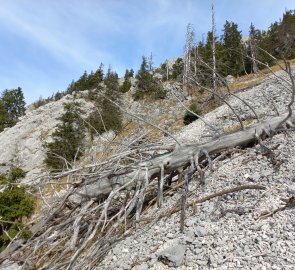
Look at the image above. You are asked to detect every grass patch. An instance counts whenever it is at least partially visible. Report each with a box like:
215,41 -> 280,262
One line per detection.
223,118 -> 254,133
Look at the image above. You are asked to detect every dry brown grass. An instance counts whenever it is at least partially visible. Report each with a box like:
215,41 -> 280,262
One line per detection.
228,58 -> 295,92
223,118 -> 254,133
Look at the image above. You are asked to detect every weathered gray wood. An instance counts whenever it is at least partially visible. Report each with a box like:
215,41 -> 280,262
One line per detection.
79,113 -> 295,198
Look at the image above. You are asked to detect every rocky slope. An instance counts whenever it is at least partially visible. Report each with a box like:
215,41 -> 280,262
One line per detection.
0,94 -> 95,182
0,84 -> 187,183
98,69 -> 295,269
1,67 -> 295,270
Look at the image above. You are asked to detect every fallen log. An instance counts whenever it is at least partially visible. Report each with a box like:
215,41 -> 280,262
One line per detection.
80,113 -> 295,198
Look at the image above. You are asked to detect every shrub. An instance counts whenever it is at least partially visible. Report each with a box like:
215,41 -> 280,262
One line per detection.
171,58 -> 184,81
132,91 -> 144,101
134,56 -> 166,100
0,167 -> 26,184
32,97 -> 48,109
87,100 -> 122,139
1,87 -> 26,127
0,186 -> 34,220
152,87 -> 167,99
0,167 -> 34,251
120,69 -> 133,93
9,167 -> 26,182
183,103 -> 202,125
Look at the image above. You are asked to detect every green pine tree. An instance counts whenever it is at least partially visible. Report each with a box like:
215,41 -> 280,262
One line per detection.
45,102 -> 85,170
120,69 -> 133,93
87,67 -> 123,139
221,21 -> 243,76
135,56 -> 166,99
277,10 -> 295,58
104,68 -> 119,92
1,87 -> 26,127
0,100 -> 9,132
0,167 -> 34,251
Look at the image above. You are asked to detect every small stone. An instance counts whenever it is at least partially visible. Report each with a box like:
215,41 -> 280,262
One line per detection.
195,252 -> 205,261
261,224 -> 270,231
1,261 -> 20,270
116,260 -> 130,270
195,226 -> 207,237
112,255 -> 118,261
183,236 -> 194,243
253,221 -> 267,231
244,173 -> 250,179
252,172 -> 261,180
113,245 -> 122,255
185,227 -> 195,238
287,185 -> 295,195
196,260 -> 208,266
193,248 -> 203,255
186,218 -> 196,227
148,256 -> 158,267
123,263 -> 131,270
166,233 -> 174,239
158,244 -> 186,267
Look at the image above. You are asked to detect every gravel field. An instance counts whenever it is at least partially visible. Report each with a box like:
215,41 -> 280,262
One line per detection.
99,69 -> 295,269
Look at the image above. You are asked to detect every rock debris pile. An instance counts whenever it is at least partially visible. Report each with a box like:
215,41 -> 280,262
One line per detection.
99,71 -> 295,270
100,133 -> 295,270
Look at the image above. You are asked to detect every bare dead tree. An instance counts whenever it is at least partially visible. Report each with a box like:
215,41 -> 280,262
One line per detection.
165,59 -> 169,80
183,23 -> 195,93
193,45 -> 199,76
148,52 -> 154,71
212,3 -> 217,92
248,26 -> 259,74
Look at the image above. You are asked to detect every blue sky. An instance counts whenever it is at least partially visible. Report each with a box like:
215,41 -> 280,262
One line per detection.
0,0 -> 294,104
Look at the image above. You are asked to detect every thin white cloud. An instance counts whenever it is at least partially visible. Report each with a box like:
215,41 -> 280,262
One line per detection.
0,2 -> 121,69
0,0 -> 294,103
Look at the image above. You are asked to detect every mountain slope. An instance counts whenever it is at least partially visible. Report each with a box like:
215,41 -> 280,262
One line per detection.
0,95 -> 95,182
0,66 -> 295,270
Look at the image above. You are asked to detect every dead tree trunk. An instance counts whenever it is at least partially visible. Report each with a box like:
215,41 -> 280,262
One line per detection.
80,113 -> 295,198
183,23 -> 195,94
212,4 -> 217,93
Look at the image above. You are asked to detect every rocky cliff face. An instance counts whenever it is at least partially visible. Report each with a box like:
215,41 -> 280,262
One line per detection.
0,94 -> 95,182
0,83 -> 188,183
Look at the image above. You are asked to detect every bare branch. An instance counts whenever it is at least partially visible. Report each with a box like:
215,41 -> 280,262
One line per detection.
171,87 -> 221,134
187,75 -> 245,129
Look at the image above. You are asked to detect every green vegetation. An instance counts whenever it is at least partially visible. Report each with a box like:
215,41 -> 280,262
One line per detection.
171,58 -> 184,80
166,9 -> 295,87
9,167 -> 26,182
87,68 -> 123,138
45,67 -> 123,169
183,102 -> 202,125
221,21 -> 244,76
0,87 -> 26,132
87,99 -> 122,139
134,56 -> 166,100
120,69 -> 134,93
104,68 -> 119,92
0,167 -> 34,252
45,102 -> 86,170
67,64 -> 104,94
0,100 -> 9,132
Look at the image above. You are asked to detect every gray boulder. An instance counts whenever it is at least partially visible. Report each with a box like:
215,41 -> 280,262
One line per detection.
158,244 -> 186,267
